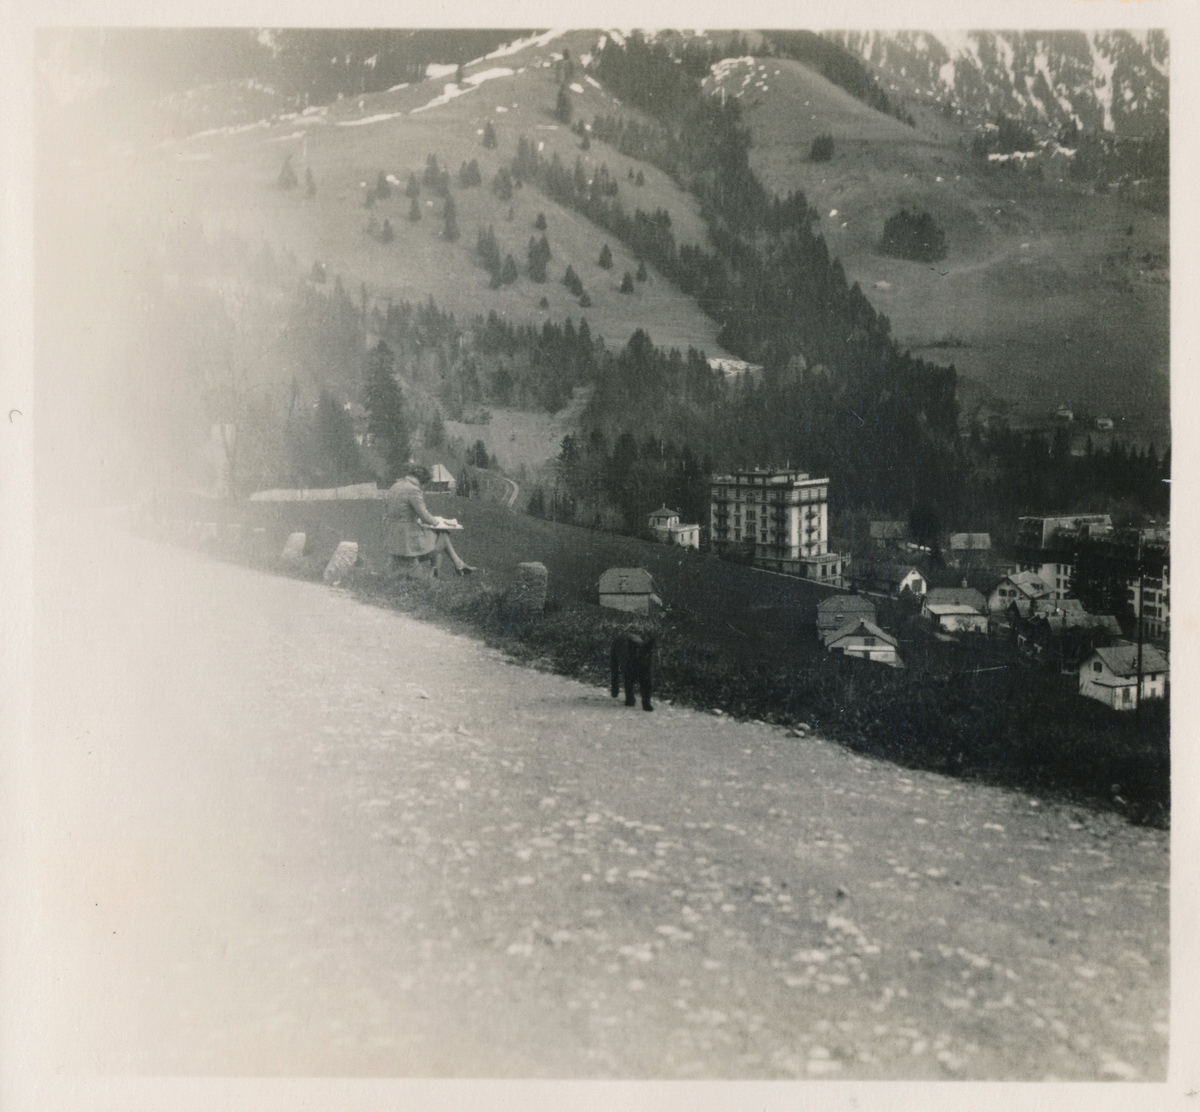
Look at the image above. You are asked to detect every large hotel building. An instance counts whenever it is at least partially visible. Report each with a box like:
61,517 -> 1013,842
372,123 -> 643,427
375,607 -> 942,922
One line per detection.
709,468 -> 844,583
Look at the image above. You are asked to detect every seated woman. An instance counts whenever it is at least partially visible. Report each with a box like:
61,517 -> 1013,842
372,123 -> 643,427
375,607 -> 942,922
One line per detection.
383,468 -> 477,577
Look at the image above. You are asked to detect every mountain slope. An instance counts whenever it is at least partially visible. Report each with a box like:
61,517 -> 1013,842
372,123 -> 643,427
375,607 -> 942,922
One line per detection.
709,50 -> 1169,445
79,29 -> 734,362
830,30 -> 1168,136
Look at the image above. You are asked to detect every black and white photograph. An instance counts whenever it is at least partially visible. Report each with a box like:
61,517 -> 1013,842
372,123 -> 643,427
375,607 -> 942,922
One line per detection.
1,3 -> 1194,1108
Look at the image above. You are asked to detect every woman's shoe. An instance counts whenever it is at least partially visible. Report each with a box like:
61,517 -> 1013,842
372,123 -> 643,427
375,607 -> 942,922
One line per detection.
456,564 -> 477,576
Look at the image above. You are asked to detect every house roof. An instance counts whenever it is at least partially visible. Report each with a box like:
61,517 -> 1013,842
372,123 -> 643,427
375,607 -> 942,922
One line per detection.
949,532 -> 992,551
649,506 -> 680,521
824,619 -> 898,649
429,463 -> 456,484
598,567 -> 655,594
884,564 -> 924,584
925,603 -> 987,617
1089,643 -> 1169,677
817,594 -> 877,616
870,520 -> 907,540
1006,570 -> 1052,597
924,587 -> 986,612
1031,597 -> 1086,617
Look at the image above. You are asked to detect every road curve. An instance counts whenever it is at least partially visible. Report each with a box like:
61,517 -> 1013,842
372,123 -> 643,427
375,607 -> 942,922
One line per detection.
16,520 -> 1168,1080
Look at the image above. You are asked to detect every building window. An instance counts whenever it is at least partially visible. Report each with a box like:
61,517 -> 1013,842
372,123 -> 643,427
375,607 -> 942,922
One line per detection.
1093,661 -> 1102,673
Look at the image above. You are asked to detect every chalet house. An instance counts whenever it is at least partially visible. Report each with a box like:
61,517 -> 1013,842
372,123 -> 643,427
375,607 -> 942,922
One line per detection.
848,563 -> 926,598
1079,643 -> 1169,710
816,594 -> 877,635
922,587 -> 988,634
598,567 -> 662,614
948,532 -> 992,568
648,506 -> 700,549
1015,610 -> 1120,673
869,520 -> 907,545
426,463 -> 457,492
823,619 -> 900,666
988,570 -> 1053,615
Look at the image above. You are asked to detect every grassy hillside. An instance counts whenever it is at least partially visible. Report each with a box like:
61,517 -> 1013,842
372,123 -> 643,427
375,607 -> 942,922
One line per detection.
96,30 -> 730,363
147,492 -> 1169,825
709,55 -> 1169,446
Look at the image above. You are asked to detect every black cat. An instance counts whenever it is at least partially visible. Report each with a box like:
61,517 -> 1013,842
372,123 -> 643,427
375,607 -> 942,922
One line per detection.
610,631 -> 655,711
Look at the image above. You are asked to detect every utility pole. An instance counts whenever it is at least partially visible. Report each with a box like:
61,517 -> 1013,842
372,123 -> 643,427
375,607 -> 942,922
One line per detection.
1135,529 -> 1144,717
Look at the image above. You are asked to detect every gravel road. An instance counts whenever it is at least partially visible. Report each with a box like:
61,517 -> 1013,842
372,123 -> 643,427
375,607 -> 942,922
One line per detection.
20,521 -> 1168,1080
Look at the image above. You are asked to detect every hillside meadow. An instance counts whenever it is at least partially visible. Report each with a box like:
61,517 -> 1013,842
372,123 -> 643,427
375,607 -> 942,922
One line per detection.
143,491 -> 1169,827
714,55 -> 1169,445
89,30 -> 732,362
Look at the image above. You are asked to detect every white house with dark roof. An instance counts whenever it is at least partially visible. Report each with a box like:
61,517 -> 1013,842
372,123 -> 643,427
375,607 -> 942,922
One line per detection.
1079,642 -> 1169,710
648,506 -> 700,549
823,618 -> 900,666
988,570 -> 1053,615
922,587 -> 988,634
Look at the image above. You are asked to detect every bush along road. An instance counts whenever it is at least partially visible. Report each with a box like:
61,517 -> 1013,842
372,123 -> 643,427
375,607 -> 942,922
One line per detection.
18,515 -> 1169,1080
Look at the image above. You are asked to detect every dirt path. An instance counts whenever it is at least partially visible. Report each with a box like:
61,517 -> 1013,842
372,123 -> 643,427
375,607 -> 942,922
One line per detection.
16,519 -> 1168,1080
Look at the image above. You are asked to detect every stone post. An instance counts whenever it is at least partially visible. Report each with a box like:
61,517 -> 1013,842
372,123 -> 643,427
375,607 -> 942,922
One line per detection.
323,541 -> 359,584
510,561 -> 548,618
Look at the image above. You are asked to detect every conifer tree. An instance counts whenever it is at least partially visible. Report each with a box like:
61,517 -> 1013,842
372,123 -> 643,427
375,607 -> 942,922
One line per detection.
442,195 -> 460,242
483,120 -> 498,149
491,167 -> 514,201
620,270 -> 634,293
535,212 -> 547,230
405,173 -> 420,198
423,154 -> 442,191
598,243 -> 613,269
501,254 -> 519,285
363,341 -> 410,484
477,225 -> 501,279
555,85 -> 573,124
408,195 -> 421,222
636,259 -> 648,281
375,171 -> 391,199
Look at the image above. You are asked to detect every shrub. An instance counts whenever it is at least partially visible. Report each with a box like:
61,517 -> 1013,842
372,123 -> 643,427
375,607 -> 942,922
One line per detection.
879,208 -> 947,263
810,132 -> 834,161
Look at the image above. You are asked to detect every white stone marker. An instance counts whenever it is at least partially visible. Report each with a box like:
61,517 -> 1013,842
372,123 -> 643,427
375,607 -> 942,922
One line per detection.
280,532 -> 307,562
323,541 -> 359,584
